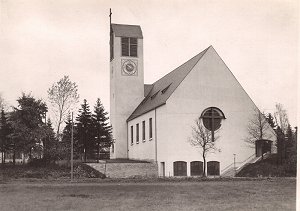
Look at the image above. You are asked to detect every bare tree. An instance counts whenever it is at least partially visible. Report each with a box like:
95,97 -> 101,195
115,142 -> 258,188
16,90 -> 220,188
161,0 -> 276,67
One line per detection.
245,108 -> 273,159
188,119 -> 219,177
0,93 -> 7,111
274,103 -> 289,133
273,103 -> 290,163
48,76 -> 79,136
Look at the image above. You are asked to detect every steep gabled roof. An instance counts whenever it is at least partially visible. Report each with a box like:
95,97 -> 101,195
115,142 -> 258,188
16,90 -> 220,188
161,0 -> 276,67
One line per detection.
144,84 -> 153,97
111,24 -> 143,38
127,46 -> 210,121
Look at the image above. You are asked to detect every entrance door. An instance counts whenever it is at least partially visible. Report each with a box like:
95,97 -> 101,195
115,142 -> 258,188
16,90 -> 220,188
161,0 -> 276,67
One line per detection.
255,140 -> 272,157
160,162 -> 165,177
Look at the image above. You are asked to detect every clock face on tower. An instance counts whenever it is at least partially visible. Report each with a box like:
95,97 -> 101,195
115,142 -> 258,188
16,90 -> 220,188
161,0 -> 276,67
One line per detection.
122,59 -> 138,76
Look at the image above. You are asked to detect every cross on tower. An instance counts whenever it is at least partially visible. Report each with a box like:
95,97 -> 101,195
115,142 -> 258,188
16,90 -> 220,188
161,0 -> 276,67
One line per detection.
109,8 -> 112,26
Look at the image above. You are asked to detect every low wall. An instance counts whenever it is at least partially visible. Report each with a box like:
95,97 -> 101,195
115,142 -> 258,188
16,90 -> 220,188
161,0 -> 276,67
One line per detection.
87,162 -> 158,178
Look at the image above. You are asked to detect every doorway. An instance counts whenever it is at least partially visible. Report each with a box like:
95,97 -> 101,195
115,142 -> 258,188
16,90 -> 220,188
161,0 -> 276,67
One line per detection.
160,162 -> 165,177
255,139 -> 272,157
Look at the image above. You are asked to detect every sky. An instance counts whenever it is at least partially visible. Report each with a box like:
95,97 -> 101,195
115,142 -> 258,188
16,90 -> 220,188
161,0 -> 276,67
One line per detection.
0,0 -> 298,127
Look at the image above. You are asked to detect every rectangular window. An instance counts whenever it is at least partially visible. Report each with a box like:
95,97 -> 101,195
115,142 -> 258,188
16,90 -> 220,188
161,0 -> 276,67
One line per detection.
142,121 -> 145,141
149,118 -> 153,140
136,123 -> 139,143
121,37 -> 137,57
129,38 -> 137,57
131,126 -> 134,145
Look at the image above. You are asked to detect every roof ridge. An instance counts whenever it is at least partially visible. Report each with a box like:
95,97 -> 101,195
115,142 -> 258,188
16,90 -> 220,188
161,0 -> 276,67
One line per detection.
127,46 -> 211,121
111,23 -> 141,27
161,46 -> 210,104
149,46 -> 211,86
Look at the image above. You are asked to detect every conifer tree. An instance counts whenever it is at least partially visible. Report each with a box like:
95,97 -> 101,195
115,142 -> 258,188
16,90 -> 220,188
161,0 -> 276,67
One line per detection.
0,109 -> 12,164
75,99 -> 93,162
42,119 -> 58,163
60,113 -> 72,160
60,113 -> 80,160
92,98 -> 112,161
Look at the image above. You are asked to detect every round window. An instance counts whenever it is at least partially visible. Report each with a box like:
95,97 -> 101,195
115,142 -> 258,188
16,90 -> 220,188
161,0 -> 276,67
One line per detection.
201,107 -> 225,131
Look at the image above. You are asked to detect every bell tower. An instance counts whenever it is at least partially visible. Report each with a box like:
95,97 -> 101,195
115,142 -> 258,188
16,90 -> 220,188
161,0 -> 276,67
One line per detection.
109,11 -> 144,159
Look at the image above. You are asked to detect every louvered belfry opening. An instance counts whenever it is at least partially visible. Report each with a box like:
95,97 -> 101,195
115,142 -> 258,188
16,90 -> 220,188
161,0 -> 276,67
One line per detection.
121,37 -> 138,57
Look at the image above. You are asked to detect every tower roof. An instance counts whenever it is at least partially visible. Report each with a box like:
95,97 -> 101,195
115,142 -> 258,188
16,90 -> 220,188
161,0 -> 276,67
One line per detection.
111,24 -> 143,38
127,46 -> 211,121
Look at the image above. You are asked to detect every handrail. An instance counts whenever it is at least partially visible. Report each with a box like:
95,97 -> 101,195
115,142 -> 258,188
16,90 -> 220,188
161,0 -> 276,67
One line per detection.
221,153 -> 256,174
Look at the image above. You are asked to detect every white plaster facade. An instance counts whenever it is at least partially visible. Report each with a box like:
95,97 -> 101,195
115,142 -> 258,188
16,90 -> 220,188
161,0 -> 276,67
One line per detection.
110,23 -> 276,177
110,27 -> 144,159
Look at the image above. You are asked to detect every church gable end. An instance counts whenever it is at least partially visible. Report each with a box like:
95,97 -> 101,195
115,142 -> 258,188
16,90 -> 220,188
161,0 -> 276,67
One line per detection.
163,46 -> 276,172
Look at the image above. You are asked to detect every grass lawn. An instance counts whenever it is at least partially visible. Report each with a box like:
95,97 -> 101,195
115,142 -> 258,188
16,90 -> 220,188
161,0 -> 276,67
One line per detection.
0,178 -> 295,211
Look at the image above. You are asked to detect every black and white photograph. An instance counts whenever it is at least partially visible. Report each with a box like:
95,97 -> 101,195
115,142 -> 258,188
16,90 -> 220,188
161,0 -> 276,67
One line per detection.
0,0 -> 297,210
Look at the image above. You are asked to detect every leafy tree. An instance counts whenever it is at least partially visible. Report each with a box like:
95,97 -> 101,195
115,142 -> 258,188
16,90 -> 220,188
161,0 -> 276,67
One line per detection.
0,109 -> 12,164
75,99 -> 94,162
188,119 -> 220,177
48,75 -> 79,136
92,98 -> 112,161
9,93 -> 48,163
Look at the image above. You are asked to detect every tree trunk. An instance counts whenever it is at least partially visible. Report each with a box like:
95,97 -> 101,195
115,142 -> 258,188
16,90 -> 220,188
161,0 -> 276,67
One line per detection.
202,152 -> 206,177
13,150 -> 16,165
97,143 -> 100,163
84,147 -> 86,162
57,112 -> 63,135
2,151 -> 5,164
29,147 -> 32,160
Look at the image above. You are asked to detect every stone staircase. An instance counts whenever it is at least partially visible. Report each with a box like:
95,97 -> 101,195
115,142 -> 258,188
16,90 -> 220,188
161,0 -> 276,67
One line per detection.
221,153 -> 271,177
87,160 -> 158,178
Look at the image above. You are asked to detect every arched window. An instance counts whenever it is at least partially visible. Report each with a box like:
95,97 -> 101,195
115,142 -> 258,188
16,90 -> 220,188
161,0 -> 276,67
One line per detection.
207,161 -> 220,176
201,107 -> 225,131
190,161 -> 203,176
173,161 -> 187,176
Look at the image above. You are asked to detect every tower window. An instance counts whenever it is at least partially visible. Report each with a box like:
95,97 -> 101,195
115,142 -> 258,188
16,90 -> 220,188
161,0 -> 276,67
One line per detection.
121,37 -> 138,57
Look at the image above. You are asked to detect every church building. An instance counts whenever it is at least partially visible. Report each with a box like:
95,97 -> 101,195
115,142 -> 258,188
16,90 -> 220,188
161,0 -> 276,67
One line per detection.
109,22 -> 276,177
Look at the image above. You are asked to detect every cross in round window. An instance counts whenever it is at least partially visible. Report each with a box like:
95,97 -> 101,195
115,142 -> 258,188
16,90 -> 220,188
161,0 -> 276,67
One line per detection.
200,107 -> 225,141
